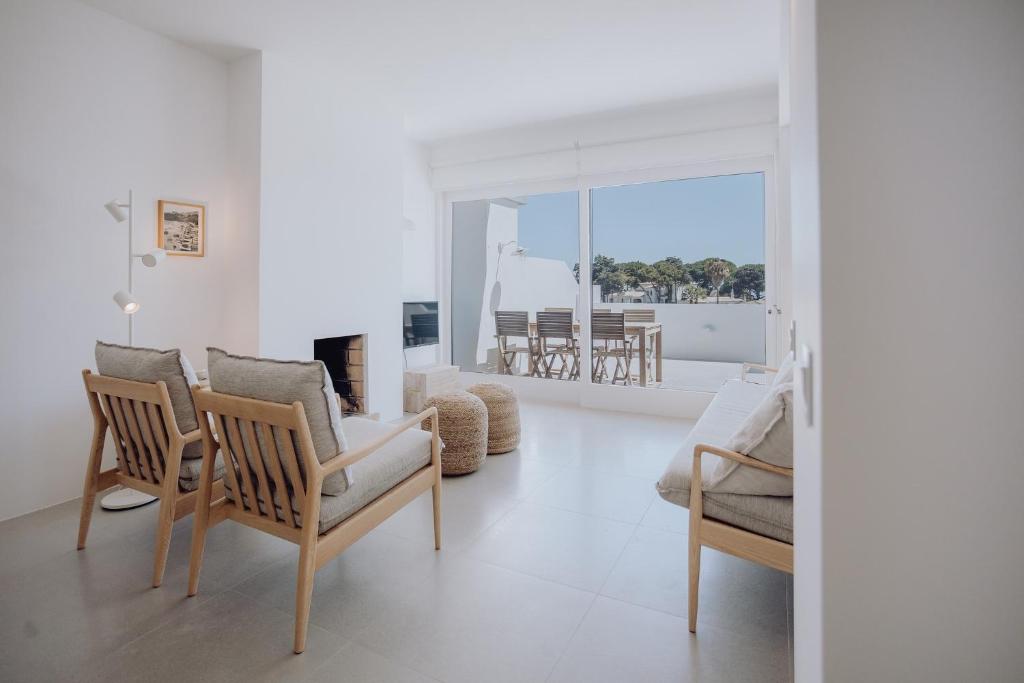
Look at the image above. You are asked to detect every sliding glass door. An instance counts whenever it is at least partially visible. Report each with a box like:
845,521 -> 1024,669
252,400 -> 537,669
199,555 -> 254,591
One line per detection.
445,159 -> 776,394
588,172 -> 768,391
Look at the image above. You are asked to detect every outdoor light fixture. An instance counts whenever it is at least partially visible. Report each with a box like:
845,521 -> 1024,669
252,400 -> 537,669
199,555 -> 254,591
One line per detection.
488,240 -> 528,315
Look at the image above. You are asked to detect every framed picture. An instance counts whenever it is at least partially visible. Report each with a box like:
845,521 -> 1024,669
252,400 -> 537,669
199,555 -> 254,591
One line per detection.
157,200 -> 205,257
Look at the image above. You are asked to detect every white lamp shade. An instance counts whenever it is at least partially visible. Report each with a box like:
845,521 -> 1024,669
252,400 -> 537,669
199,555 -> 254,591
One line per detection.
113,290 -> 139,314
141,249 -> 166,267
104,200 -> 128,222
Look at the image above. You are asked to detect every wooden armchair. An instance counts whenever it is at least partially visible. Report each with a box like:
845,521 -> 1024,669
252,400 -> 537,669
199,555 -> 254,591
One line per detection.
78,370 -> 225,587
740,362 -> 778,383
187,386 -> 442,653
687,444 -> 793,633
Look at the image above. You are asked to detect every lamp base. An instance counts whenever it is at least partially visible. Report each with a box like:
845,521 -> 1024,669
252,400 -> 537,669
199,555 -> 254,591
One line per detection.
100,487 -> 158,511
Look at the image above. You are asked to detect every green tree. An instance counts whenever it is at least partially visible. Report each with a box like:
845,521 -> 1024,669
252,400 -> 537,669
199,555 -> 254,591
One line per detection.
681,283 -> 706,304
732,264 -> 765,300
591,254 -> 627,301
652,257 -> 690,302
618,260 -> 658,290
705,259 -> 732,303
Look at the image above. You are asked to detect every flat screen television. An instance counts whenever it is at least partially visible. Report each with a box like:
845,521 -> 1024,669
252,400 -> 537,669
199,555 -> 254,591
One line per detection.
403,301 -> 439,348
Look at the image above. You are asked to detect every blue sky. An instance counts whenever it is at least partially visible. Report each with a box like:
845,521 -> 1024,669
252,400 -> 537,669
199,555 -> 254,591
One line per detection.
515,172 -> 765,268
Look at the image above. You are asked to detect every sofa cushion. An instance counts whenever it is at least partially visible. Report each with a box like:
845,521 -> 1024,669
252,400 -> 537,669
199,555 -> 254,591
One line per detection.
708,382 -> 794,496
178,453 -> 225,491
657,379 -> 768,494
771,352 -> 795,388
95,341 -> 202,459
223,416 -> 431,534
656,467 -> 792,544
656,378 -> 792,542
207,348 -> 352,495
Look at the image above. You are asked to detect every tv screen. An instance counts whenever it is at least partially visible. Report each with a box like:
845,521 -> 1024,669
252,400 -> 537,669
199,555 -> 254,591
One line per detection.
403,301 -> 439,348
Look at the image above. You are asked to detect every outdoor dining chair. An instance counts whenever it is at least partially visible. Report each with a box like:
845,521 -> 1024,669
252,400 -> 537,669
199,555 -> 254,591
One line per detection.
494,310 -> 541,376
536,310 -> 579,380
591,311 -> 634,385
623,308 -> 656,377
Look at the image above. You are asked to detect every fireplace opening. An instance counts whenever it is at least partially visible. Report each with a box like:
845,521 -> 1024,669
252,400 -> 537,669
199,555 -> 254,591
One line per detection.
313,334 -> 367,415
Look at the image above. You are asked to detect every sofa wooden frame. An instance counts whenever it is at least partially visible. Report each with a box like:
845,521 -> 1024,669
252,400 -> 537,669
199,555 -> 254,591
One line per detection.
187,386 -> 443,653
688,361 -> 794,633
78,370 -> 225,587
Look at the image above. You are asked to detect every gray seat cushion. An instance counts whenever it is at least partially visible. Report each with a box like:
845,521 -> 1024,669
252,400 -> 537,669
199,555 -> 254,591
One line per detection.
95,341 -> 203,460
206,348 -> 351,495
657,467 -> 792,544
224,416 -> 432,534
178,453 -> 225,492
656,378 -> 792,544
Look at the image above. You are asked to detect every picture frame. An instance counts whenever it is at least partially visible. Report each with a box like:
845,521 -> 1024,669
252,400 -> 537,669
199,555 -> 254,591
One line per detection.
157,199 -> 205,257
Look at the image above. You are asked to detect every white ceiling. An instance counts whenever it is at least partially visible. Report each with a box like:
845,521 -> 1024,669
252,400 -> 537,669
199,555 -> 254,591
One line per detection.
81,0 -> 779,141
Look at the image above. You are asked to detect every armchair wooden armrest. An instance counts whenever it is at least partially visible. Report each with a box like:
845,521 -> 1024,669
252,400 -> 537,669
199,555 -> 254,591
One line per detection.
692,443 -> 794,480
740,362 -> 779,382
321,407 -> 438,477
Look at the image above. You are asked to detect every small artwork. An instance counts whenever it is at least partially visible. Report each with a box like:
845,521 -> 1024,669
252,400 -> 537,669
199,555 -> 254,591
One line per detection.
157,200 -> 205,256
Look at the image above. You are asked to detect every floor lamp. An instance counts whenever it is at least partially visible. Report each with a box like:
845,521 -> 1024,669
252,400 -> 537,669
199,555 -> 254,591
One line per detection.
100,189 -> 168,510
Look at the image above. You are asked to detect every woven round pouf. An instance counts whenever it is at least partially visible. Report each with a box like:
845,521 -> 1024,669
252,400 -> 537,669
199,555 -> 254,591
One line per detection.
466,382 -> 521,454
422,391 -> 488,475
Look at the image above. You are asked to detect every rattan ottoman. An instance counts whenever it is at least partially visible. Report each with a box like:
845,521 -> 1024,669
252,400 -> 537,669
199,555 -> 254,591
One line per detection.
422,391 -> 488,475
466,382 -> 521,454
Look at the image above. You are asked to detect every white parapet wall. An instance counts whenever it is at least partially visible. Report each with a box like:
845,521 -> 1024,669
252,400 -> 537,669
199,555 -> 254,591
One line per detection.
605,302 -> 765,363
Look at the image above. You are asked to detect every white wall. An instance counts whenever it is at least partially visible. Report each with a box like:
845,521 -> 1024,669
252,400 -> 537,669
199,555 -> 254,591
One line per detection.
402,140 -> 437,302
0,0 -> 254,521
257,52 -> 406,419
401,139 -> 440,369
788,0 -> 824,680
221,52 -> 262,356
794,1 -> 1024,679
604,303 -> 765,364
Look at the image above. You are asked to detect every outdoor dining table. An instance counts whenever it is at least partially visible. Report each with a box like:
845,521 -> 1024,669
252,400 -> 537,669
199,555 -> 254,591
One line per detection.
528,321 -> 663,387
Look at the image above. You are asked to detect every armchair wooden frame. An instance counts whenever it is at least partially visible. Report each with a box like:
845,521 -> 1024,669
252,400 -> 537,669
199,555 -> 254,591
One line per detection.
740,362 -> 779,382
688,443 -> 793,633
78,370 -> 225,587
187,386 -> 443,654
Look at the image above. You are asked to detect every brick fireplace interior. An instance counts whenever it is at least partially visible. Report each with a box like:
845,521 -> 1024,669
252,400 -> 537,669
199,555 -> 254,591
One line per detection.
313,333 -> 367,415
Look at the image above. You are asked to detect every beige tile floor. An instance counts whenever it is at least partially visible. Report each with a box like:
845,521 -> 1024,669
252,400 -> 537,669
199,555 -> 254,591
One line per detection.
0,400 -> 793,683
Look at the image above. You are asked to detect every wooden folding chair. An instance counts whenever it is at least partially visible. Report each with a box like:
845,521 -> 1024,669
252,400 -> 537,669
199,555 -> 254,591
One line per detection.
623,308 -> 656,377
591,312 -> 634,385
494,310 -> 541,376
536,310 -> 579,380
78,370 -> 225,587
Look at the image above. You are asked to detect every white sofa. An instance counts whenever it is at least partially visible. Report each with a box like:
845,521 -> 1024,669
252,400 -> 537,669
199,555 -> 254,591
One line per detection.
656,372 -> 794,633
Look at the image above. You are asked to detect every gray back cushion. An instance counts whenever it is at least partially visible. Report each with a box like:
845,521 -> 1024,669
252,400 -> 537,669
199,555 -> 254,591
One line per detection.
95,341 -> 202,459
206,348 -> 351,495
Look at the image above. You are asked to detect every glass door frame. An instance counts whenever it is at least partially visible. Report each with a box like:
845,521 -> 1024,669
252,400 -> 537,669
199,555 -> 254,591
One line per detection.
440,154 -> 778,402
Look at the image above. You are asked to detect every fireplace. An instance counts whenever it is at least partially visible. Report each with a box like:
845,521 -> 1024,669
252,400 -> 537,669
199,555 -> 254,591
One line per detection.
313,334 -> 367,415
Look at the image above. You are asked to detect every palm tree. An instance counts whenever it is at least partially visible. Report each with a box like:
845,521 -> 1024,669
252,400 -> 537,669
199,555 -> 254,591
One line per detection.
705,259 -> 731,303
